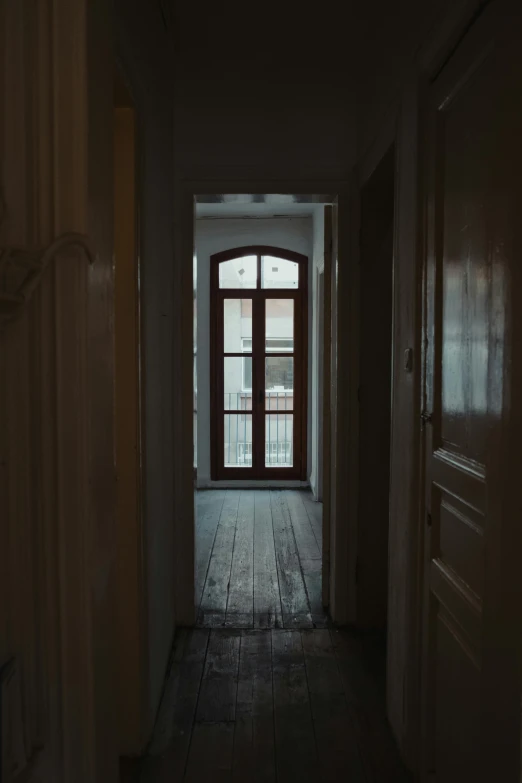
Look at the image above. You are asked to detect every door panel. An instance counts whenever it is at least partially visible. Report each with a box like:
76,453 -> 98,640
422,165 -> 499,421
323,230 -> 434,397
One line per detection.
423,6 -> 522,780
211,246 -> 307,480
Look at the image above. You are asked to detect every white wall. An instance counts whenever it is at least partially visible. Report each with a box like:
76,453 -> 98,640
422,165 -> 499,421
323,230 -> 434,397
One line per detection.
195,217 -> 314,485
310,207 -> 325,499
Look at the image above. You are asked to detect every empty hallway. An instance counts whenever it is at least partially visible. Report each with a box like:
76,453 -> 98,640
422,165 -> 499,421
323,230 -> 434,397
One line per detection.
4,1 -> 522,780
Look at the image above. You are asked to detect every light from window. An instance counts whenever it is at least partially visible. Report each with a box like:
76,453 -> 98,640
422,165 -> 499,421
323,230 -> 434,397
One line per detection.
219,256 -> 257,288
241,338 -> 294,391
236,441 -> 292,465
261,256 -> 298,289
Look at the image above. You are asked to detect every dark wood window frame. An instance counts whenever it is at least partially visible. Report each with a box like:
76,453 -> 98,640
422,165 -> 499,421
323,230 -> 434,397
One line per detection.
210,245 -> 308,480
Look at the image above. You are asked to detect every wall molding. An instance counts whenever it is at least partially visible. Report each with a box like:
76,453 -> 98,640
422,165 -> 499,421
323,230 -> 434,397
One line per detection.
0,232 -> 96,327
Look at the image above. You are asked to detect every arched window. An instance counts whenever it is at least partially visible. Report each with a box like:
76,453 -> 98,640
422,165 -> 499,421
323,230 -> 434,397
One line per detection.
210,246 -> 308,480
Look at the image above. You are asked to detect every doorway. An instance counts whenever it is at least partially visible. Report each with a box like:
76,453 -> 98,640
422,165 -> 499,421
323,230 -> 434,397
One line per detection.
189,194 -> 340,629
176,190 -> 350,628
210,245 -> 308,480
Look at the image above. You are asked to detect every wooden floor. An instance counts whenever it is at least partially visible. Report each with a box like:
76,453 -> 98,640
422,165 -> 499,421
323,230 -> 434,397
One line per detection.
141,627 -> 411,783
195,489 -> 326,629
138,490 -> 410,782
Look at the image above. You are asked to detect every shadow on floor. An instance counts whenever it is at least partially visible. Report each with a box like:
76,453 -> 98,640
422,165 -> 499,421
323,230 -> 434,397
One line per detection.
139,626 -> 412,783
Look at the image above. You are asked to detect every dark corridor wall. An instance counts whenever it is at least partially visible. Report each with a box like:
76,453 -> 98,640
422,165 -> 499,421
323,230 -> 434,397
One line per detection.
357,145 -> 395,629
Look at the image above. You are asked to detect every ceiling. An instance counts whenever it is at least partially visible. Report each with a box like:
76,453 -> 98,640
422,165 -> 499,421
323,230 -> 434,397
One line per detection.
196,194 -> 332,219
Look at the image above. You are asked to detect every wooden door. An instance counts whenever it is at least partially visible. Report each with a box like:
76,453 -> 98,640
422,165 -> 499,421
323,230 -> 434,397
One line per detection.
422,5 -> 522,780
211,246 -> 308,480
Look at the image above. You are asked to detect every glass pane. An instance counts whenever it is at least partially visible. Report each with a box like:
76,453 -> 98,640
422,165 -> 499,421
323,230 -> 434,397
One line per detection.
219,255 -> 257,288
224,298 -> 252,352
265,414 -> 293,467
265,299 -> 294,349
224,357 -> 252,409
266,338 -> 293,352
266,356 -> 294,391
224,414 -> 252,467
261,256 -> 298,289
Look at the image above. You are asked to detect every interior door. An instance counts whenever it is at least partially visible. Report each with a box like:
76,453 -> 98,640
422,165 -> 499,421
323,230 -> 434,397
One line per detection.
422,5 -> 522,780
211,246 -> 308,480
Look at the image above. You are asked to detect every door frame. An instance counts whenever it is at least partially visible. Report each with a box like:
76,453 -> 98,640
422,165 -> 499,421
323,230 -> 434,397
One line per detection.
113,64 -> 148,756
172,181 -> 354,627
210,244 -> 308,481
356,87 -> 424,772
315,265 -> 325,500
321,206 -> 333,608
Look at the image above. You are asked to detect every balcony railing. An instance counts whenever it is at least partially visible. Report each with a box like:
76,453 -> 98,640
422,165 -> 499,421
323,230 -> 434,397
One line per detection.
224,390 -> 293,467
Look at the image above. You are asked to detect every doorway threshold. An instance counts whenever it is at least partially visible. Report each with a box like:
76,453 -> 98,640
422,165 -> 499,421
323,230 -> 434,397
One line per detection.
197,479 -> 310,489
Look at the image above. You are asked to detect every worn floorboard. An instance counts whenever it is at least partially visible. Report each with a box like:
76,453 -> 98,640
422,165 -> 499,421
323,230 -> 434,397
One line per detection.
300,489 -> 323,550
195,490 -> 227,609
253,490 -> 283,629
270,490 -> 313,627
225,490 -> 255,627
302,629 -> 366,783
232,631 -> 275,782
271,629 -> 319,781
142,628 -> 411,783
197,489 -> 324,628
141,629 -> 209,782
196,629 -> 240,723
142,492 -> 410,782
284,489 -> 321,561
198,491 -> 240,626
184,722 -> 235,783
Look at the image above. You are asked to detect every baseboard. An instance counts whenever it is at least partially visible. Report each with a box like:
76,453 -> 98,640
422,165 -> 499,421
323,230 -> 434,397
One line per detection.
197,479 -> 310,489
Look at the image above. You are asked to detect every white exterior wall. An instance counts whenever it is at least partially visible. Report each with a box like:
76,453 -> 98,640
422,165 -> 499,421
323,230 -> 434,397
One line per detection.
195,217 -> 313,485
